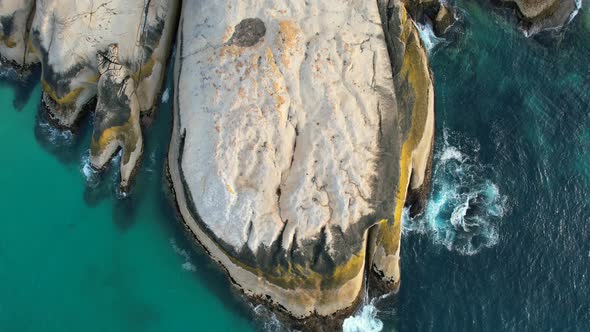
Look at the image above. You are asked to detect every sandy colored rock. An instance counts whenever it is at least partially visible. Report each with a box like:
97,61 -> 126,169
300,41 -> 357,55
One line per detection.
169,0 -> 434,319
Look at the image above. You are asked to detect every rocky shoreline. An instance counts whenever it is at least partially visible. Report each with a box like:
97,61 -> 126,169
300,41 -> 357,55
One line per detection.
0,0 -> 583,328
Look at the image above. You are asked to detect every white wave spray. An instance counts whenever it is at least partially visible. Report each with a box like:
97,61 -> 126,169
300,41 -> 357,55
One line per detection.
567,0 -> 583,25
403,128 -> 507,255
342,302 -> 384,332
414,21 -> 443,53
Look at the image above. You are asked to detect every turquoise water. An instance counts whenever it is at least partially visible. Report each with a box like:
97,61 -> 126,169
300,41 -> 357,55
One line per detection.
1,2 -> 590,331
0,65 -> 259,331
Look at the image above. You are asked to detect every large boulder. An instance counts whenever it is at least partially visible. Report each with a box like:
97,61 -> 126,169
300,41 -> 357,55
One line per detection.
4,0 -> 180,188
501,0 -> 580,36
168,0 -> 434,321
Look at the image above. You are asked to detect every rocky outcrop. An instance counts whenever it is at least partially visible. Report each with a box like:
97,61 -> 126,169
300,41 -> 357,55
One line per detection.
0,0 -> 436,324
91,44 -> 143,190
3,0 -> 179,189
500,0 -> 580,36
0,0 -> 37,67
168,0 -> 434,321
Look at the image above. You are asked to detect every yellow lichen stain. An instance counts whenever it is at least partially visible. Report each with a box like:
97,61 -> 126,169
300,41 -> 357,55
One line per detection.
131,56 -> 156,85
264,47 -> 287,111
220,44 -> 248,58
0,34 -> 17,48
376,10 -> 433,261
90,119 -> 139,165
223,26 -> 234,43
278,20 -> 301,68
226,183 -> 235,194
41,80 -> 85,108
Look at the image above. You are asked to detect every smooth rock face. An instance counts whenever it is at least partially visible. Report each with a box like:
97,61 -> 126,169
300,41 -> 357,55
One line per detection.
169,0 -> 434,318
32,0 -> 178,127
0,0 -> 37,66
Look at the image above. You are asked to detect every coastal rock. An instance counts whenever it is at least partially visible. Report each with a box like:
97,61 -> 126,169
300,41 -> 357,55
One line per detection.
434,5 -> 456,36
501,0 -> 580,36
14,0 -> 179,188
168,0 -> 434,320
91,44 -> 143,190
0,0 -> 37,67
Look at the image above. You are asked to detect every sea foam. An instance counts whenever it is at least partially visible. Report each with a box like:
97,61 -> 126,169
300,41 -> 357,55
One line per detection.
342,303 -> 384,332
403,128 -> 507,255
414,21 -> 443,53
162,88 -> 170,103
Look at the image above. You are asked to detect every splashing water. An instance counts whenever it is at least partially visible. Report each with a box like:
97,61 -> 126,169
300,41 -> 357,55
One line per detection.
252,305 -> 284,332
80,150 -> 100,188
403,128 -> 507,255
342,302 -> 384,332
414,21 -> 443,53
162,88 -> 170,103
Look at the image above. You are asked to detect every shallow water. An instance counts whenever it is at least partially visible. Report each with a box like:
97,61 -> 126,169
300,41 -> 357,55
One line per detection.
0,64 -> 259,331
1,1 -> 589,331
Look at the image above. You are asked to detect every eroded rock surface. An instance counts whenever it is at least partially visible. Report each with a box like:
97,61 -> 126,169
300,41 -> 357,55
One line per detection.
169,0 -> 434,319
502,0 -> 580,35
3,0 -> 179,188
0,0 -> 37,67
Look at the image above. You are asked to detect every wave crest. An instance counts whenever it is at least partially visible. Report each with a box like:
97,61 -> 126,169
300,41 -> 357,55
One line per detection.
403,129 -> 507,255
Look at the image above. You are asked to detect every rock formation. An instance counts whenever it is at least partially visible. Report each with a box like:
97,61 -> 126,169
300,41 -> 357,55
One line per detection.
501,0 -> 580,36
168,0 -> 434,321
0,0 -> 37,67
1,0 -> 179,189
0,0 -> 436,325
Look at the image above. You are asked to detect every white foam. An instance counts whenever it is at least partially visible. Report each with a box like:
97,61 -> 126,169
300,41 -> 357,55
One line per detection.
252,304 -> 283,332
414,21 -> 443,53
80,151 -> 100,187
162,88 -> 170,103
342,303 -> 384,332
567,0 -> 583,24
440,146 -> 463,162
403,128 -> 507,255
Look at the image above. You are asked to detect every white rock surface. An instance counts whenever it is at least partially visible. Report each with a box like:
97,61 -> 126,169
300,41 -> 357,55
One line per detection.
176,0 -> 396,254
32,0 -> 178,126
0,0 -> 37,65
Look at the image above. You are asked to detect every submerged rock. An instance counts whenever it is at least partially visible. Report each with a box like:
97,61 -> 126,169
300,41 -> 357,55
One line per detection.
168,0 -> 434,322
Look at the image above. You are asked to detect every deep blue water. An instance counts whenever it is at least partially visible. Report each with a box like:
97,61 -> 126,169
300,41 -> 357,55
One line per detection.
374,1 -> 590,330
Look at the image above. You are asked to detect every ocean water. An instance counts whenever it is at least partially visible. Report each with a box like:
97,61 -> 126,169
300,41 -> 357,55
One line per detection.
1,1 -> 589,331
0,64 -> 259,331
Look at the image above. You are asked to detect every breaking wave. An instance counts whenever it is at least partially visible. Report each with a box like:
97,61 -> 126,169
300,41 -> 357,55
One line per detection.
252,305 -> 285,332
162,88 -> 170,103
414,21 -> 443,53
80,150 -> 100,188
567,0 -> 583,25
342,302 -> 384,332
403,128 -> 507,255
